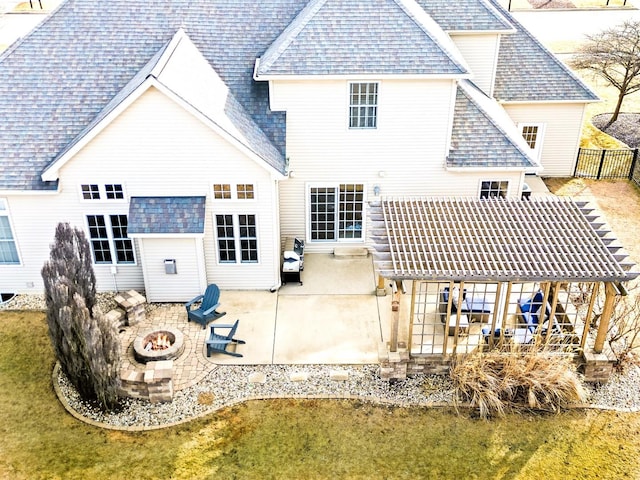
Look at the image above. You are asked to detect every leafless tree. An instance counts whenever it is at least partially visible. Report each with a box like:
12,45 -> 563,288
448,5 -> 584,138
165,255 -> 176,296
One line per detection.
572,20 -> 640,128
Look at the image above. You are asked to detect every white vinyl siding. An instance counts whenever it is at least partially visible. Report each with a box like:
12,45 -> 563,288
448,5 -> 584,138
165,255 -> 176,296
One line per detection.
0,87 -> 280,295
450,34 -> 500,96
272,79 -> 470,251
138,237 -> 203,302
504,103 -> 587,177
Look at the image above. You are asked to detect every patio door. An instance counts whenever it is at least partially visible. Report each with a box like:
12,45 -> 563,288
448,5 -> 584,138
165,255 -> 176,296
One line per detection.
308,184 -> 364,242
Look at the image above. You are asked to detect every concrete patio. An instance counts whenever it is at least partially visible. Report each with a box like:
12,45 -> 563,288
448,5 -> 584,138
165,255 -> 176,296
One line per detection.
119,253 -> 403,390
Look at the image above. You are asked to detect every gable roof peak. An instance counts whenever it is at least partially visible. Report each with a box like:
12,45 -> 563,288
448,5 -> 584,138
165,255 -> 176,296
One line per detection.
255,0 -> 470,78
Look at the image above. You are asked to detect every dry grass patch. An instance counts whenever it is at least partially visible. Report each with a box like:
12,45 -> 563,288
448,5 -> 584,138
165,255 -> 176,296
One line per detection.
451,348 -> 587,418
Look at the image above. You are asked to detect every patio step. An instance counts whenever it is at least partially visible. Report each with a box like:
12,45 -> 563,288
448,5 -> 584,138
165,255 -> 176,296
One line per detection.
333,247 -> 369,258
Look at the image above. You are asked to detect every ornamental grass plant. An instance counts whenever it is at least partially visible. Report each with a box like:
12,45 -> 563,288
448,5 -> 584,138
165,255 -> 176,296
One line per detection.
450,346 -> 587,418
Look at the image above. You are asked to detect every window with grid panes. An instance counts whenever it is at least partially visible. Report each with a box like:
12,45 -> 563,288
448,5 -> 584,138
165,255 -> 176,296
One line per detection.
238,214 -> 258,262
338,184 -> 364,239
105,184 -> 124,200
215,214 -> 236,262
87,215 -> 134,264
480,181 -> 508,199
349,83 -> 378,128
109,215 -> 134,263
236,184 -> 254,200
309,184 -> 364,241
0,199 -> 19,264
87,215 -> 112,263
213,184 -> 232,199
521,125 -> 539,149
81,184 -> 100,200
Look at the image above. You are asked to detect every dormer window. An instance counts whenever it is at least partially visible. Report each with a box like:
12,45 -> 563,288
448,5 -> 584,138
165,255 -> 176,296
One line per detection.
349,82 -> 378,129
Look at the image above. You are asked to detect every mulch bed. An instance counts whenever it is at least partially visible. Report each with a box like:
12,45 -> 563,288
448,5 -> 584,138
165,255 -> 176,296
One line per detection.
592,113 -> 640,148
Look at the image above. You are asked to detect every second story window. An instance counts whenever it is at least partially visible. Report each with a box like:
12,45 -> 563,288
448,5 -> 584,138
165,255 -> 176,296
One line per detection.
519,123 -> 545,159
349,82 -> 378,129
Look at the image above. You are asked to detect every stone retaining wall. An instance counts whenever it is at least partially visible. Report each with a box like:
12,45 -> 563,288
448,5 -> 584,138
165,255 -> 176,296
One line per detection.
119,360 -> 174,403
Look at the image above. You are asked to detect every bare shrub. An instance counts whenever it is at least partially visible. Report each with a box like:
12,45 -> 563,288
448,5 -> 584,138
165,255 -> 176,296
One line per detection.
606,286 -> 640,368
450,347 -> 586,418
42,223 -> 120,411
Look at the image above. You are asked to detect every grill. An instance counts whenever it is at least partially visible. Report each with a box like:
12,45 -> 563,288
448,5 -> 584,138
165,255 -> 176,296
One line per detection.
282,237 -> 304,285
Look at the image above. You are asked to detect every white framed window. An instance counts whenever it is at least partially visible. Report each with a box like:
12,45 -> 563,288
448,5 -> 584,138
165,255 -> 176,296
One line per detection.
80,183 -> 126,201
86,214 -> 134,264
213,184 -> 232,200
479,180 -> 508,199
213,183 -> 255,200
349,82 -> 378,129
309,184 -> 364,241
519,123 -> 545,159
236,184 -> 255,200
0,199 -> 19,265
214,214 -> 258,264
81,184 -> 100,200
105,184 -> 125,200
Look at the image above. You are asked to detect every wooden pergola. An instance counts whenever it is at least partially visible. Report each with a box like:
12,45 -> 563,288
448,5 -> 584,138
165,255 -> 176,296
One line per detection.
369,197 -> 638,355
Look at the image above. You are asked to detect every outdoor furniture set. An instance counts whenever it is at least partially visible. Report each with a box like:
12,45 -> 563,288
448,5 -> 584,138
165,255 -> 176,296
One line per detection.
185,284 -> 245,358
440,286 -> 578,347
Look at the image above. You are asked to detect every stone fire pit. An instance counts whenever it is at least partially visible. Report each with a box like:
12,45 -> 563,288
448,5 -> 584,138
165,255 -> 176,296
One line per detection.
133,327 -> 185,363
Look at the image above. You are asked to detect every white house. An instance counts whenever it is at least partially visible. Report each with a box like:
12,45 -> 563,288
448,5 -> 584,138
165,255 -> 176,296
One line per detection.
0,0 -> 598,301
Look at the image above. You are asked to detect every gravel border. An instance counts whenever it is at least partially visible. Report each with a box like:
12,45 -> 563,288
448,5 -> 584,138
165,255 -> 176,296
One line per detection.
51,360 -> 640,431
4,293 -> 640,429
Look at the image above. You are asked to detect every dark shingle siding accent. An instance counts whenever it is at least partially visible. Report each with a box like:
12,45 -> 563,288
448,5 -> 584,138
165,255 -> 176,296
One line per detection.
448,85 -> 535,168
128,196 -> 206,235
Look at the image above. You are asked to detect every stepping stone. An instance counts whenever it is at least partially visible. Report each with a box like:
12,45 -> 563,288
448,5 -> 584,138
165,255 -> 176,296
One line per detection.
289,371 -> 309,382
330,369 -> 349,381
248,372 -> 267,384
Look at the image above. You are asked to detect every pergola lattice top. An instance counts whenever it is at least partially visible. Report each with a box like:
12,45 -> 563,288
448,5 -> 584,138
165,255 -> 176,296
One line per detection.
369,197 -> 637,283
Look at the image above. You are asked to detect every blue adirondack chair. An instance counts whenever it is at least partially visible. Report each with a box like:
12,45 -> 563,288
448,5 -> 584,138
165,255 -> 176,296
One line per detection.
206,319 -> 246,357
185,284 -> 226,329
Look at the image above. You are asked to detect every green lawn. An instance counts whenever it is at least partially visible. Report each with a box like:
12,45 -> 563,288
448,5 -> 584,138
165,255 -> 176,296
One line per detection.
2,310 -> 640,479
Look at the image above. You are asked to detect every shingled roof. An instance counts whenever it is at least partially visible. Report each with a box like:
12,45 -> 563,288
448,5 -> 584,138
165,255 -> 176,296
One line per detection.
0,0 -> 597,192
369,197 -> 637,283
416,0 -> 513,32
256,0 -> 469,77
490,0 -> 598,102
128,196 -> 206,235
448,80 -> 537,169
42,29 -> 285,180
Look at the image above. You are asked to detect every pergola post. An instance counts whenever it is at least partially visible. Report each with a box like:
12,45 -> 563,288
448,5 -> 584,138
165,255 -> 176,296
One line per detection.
594,282 -> 617,353
390,282 -> 400,352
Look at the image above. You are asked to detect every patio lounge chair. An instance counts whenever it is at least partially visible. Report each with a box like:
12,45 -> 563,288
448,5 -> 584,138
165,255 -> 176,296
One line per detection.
185,284 -> 226,329
206,319 -> 245,357
439,286 -> 494,323
517,290 -> 561,336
